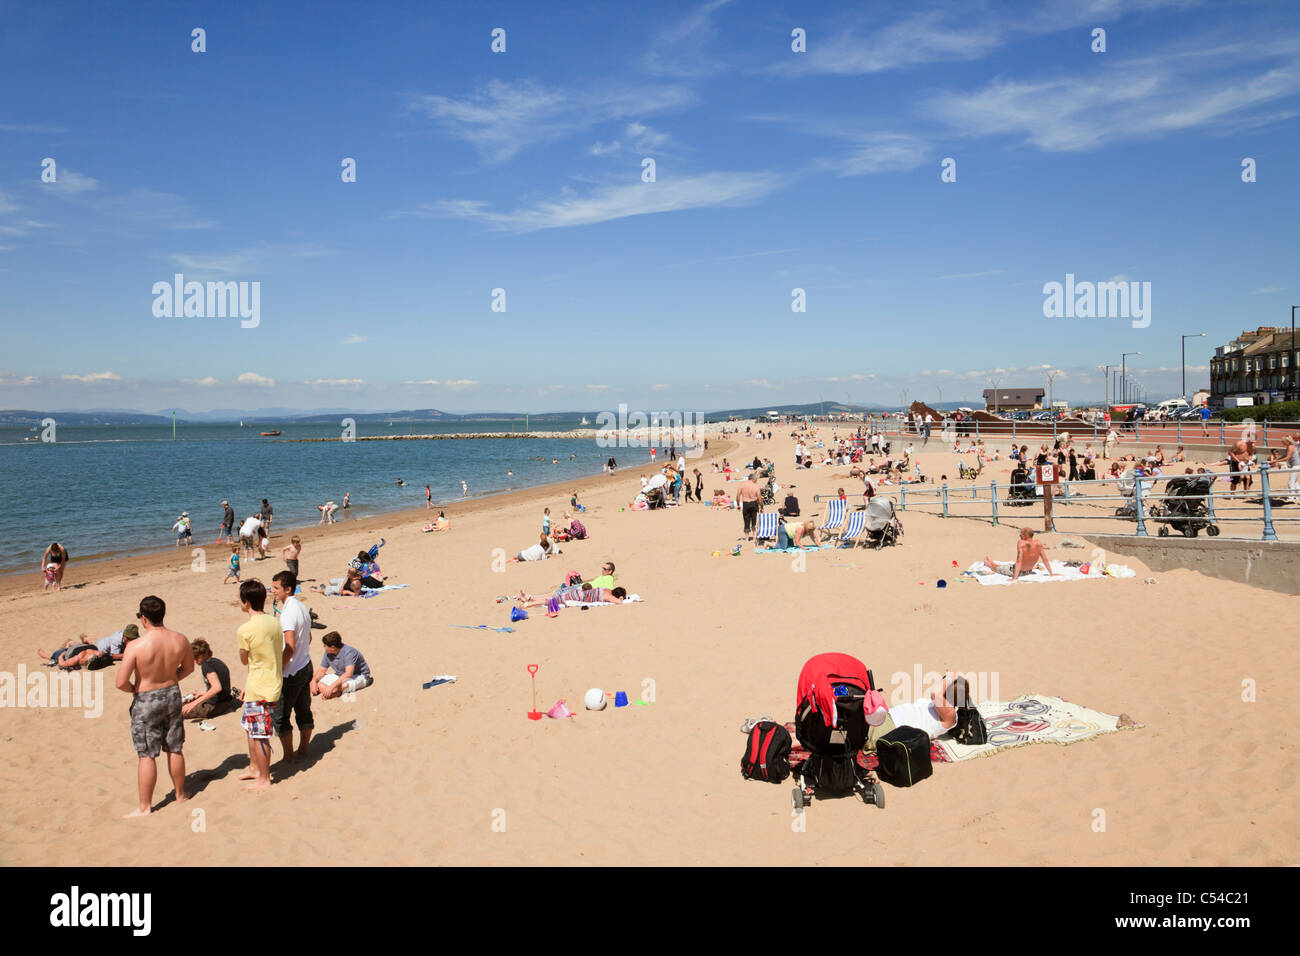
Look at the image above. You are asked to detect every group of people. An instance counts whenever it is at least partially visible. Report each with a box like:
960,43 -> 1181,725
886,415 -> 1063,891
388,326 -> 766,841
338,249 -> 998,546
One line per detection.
114,579 -> 374,816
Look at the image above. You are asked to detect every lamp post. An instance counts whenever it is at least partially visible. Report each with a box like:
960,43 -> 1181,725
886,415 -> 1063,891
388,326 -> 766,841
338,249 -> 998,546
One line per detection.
1098,364 -> 1114,411
988,378 -> 1001,414
1181,333 -> 1205,403
1045,370 -> 1056,412
1121,351 -> 1141,406
1292,306 -> 1298,401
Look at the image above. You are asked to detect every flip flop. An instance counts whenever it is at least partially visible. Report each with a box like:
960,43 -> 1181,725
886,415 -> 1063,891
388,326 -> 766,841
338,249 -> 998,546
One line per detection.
422,676 -> 457,689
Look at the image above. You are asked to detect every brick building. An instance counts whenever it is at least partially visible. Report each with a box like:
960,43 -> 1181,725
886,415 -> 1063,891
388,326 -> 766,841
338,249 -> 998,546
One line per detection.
1209,326 -> 1300,406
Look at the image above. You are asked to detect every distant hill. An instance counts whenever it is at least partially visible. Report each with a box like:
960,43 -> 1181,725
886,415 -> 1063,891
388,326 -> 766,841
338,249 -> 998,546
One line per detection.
0,409 -> 174,426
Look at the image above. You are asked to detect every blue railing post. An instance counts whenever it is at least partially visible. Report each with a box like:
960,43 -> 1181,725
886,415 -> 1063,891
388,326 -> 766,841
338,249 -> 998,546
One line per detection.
990,480 -> 999,525
1262,421 -> 1269,448
1134,475 -> 1149,536
1177,419 -> 1182,444
975,419 -> 980,441
1220,419 -> 1225,445
1062,480 -> 1070,503
899,485 -> 906,510
1260,466 -> 1278,541
941,482 -> 949,518
1053,419 -> 1058,442
1012,420 -> 1017,442
1135,420 -> 1141,442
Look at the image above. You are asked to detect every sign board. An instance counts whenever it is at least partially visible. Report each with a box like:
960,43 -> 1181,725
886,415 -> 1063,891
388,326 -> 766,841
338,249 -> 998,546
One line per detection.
1035,463 -> 1060,486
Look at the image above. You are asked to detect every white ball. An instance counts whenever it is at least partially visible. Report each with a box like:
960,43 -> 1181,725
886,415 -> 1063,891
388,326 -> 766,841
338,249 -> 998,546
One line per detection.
584,688 -> 607,711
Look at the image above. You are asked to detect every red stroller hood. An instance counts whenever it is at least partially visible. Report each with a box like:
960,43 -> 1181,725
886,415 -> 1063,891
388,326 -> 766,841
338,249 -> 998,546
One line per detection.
798,652 -> 872,728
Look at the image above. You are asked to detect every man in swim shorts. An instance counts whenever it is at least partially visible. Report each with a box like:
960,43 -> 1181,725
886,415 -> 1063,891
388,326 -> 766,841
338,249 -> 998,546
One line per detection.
115,595 -> 195,818
983,527 -> 1057,582
236,579 -> 283,791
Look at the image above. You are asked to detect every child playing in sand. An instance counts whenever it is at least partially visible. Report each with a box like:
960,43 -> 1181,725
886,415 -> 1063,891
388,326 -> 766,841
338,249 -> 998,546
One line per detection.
542,507 -> 551,536
43,562 -> 60,591
223,546 -> 240,584
282,536 -> 301,577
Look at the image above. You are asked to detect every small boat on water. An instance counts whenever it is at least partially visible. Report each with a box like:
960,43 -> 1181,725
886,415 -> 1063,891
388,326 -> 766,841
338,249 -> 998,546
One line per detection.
580,416 -> 590,425
260,430 -> 281,437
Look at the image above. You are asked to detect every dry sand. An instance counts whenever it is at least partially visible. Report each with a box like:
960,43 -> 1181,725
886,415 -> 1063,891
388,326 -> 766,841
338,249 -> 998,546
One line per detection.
2,430 -> 1295,866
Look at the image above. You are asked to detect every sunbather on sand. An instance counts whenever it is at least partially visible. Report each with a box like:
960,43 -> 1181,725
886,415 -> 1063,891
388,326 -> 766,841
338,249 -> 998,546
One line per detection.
513,585 -> 627,608
983,527 -> 1057,581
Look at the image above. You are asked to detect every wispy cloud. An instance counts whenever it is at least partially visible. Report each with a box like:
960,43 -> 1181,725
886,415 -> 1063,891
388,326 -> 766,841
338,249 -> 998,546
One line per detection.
418,171 -> 783,233
305,378 -> 364,386
644,0 -> 735,78
405,379 -> 440,385
925,48 -> 1300,151
407,79 -> 693,163
182,376 -> 220,387
170,243 -> 333,276
1251,286 -> 1284,294
341,334 -> 368,345
45,168 -> 99,193
935,269 -> 1005,280
443,379 -> 478,389
0,371 -> 39,385
584,384 -> 609,391
60,371 -> 120,384
237,372 -> 275,387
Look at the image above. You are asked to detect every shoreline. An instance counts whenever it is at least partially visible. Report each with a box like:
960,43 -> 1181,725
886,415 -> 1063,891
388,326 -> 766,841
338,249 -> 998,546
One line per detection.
0,439 -> 736,601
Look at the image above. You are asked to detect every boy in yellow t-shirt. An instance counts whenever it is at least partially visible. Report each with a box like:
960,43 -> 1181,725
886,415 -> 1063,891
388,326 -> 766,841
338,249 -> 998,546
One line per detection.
236,579 -> 284,791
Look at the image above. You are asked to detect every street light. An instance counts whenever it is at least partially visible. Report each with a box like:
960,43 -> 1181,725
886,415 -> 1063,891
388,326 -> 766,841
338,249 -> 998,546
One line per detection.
1291,306 -> 1298,401
1122,351 -> 1141,406
1098,364 -> 1114,410
1181,333 -> 1205,402
988,377 -> 1001,414
1044,369 -> 1057,411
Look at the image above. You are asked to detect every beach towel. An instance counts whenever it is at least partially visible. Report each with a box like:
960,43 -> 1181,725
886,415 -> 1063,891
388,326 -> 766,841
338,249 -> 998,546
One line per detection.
963,560 -> 1135,586
928,694 -> 1138,762
360,584 -> 411,598
445,624 -> 516,633
754,545 -> 831,554
563,594 -> 643,607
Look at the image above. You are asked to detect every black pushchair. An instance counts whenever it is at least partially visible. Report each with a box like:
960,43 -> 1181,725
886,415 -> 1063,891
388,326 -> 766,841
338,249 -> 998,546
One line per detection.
1155,476 -> 1220,538
1006,467 -> 1036,506
790,654 -> 886,811
761,477 -> 776,506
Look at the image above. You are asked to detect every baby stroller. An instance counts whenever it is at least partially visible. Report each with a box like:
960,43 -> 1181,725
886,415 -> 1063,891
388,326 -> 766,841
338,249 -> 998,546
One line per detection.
761,477 -> 776,506
1113,470 -> 1156,520
643,486 -> 666,510
862,496 -> 901,548
1006,467 -> 1035,506
958,462 -> 978,480
1156,476 -> 1220,538
790,653 -> 886,811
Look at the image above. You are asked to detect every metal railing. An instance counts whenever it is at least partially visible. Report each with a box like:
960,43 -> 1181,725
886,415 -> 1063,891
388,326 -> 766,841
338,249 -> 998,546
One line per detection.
839,416 -> 1300,450
816,464 -> 1300,541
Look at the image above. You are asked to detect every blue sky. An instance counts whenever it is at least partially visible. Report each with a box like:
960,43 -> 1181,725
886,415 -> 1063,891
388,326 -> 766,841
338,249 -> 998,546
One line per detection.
1,0 -> 1297,414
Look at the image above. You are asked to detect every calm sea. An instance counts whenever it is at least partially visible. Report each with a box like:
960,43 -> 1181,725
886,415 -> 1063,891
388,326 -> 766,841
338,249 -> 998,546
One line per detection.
0,419 -> 622,573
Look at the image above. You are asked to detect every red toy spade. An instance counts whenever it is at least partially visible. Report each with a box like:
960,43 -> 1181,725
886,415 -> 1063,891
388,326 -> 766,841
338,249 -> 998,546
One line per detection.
526,664 -> 543,720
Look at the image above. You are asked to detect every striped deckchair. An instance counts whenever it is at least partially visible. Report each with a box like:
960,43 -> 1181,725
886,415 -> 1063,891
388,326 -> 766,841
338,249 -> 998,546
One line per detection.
819,498 -> 846,538
837,509 -> 867,547
755,511 -> 779,543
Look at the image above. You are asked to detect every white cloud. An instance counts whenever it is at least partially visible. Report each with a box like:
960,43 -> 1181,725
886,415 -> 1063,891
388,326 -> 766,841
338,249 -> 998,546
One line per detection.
625,122 -> 671,153
236,372 -> 275,387
341,334 -> 368,345
588,140 -> 622,156
643,0 -> 735,78
651,383 -> 671,390
408,79 -> 693,163
745,378 -> 774,387
935,269 -> 1005,281
421,171 -> 782,233
182,376 -> 220,387
1251,286 -> 1284,295
584,384 -> 609,391
443,379 -> 478,389
46,168 -> 99,193
405,379 -> 440,385
305,378 -> 365,386
0,371 -> 39,385
60,371 -> 120,384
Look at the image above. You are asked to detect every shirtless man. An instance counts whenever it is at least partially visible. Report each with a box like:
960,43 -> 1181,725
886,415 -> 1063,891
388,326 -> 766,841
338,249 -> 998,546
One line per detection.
983,527 -> 1058,581
1226,438 -> 1255,492
736,473 -> 762,540
116,595 -> 195,818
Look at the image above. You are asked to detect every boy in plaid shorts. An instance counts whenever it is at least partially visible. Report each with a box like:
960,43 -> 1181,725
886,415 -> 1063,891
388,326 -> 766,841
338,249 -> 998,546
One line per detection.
236,579 -> 283,791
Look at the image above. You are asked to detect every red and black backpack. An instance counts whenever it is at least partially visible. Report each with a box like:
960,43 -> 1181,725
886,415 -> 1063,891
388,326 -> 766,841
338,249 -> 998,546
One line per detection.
740,721 -> 792,783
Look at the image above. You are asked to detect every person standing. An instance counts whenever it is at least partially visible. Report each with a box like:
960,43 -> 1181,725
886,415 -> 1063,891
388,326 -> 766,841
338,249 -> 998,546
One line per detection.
116,595 -> 194,817
236,579 -> 283,791
1104,426 -> 1118,460
1200,404 -> 1211,438
220,500 -> 235,544
270,571 -> 314,763
260,498 -> 273,532
924,412 -> 933,442
461,480 -> 468,498
425,484 -> 432,509
737,473 -> 762,540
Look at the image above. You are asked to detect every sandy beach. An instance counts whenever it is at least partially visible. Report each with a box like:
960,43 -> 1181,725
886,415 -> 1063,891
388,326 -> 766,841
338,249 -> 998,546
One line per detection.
2,429 -> 1295,866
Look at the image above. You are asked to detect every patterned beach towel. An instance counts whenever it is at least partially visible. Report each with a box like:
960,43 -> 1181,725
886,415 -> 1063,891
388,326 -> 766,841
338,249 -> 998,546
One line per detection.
360,584 -> 411,598
931,694 -> 1137,762
755,545 -> 832,554
963,560 -> 1135,586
